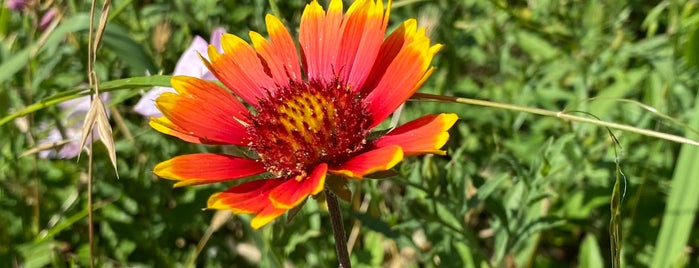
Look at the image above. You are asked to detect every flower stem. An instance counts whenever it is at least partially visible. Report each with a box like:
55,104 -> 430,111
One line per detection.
326,189 -> 351,268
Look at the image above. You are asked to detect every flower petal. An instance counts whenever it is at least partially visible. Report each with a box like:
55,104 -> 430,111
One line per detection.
204,33 -> 276,105
250,15 -> 302,84
268,163 -> 328,210
336,0 -> 389,91
134,86 -> 175,118
149,117 -> 203,144
251,205 -> 287,229
299,0 -> 343,81
374,114 -> 457,156
364,19 -> 442,126
151,76 -> 251,145
207,179 -> 287,229
210,27 -> 226,53
329,145 -> 403,179
136,29 -> 225,118
154,154 -> 266,187
172,36 -> 210,78
208,179 -> 281,213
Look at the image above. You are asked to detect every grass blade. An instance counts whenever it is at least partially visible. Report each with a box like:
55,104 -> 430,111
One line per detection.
0,75 -> 170,127
0,15 -> 91,84
651,91 -> 699,267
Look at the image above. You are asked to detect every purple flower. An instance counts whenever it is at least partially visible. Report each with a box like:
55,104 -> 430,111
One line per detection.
38,94 -> 109,159
5,0 -> 28,11
39,8 -> 58,30
134,28 -> 226,117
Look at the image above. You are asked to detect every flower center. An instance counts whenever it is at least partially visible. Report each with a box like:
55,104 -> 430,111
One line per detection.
248,79 -> 371,177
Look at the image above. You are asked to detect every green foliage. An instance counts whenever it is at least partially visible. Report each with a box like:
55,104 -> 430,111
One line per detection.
1,0 -> 698,267
652,86 -> 699,268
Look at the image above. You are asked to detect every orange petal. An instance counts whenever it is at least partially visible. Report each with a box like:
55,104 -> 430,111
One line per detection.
374,114 -> 458,156
268,163 -> 328,209
151,76 -> 251,145
336,0 -> 389,90
251,205 -> 287,229
150,117 -> 205,144
299,0 -> 344,81
329,145 -> 403,179
208,179 -> 281,213
154,154 -> 266,187
204,33 -> 275,105
250,15 -> 302,84
208,178 -> 287,229
363,19 -> 442,126
361,19 -> 413,93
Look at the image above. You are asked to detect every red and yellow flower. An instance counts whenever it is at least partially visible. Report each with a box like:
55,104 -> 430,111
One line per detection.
151,0 -> 457,229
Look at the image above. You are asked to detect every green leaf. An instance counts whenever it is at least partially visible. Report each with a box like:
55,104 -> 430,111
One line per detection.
685,26 -> 699,69
587,68 -> 648,116
353,212 -> 398,239
283,229 -> 321,255
0,13 -> 156,83
580,234 -> 604,268
16,239 -> 57,268
651,89 -> 699,267
0,15 -> 91,84
516,31 -> 559,61
610,147 -> 623,268
0,6 -> 9,36
34,200 -> 113,243
0,75 -> 170,127
100,24 -> 158,75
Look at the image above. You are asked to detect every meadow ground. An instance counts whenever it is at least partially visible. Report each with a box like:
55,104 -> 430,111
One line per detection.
1,0 -> 699,267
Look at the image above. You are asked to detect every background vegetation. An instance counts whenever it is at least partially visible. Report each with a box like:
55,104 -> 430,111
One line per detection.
1,0 -> 698,267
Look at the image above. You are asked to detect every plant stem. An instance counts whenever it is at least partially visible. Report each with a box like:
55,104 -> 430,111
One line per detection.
412,93 -> 699,147
326,189 -> 351,268
87,0 -> 96,265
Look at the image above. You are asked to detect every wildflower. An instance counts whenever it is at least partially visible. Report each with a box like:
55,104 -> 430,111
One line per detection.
5,0 -> 28,11
134,28 -> 226,117
39,7 -> 58,30
152,0 -> 457,229
38,94 -> 109,159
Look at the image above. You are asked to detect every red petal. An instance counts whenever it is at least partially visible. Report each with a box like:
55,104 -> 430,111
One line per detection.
204,33 -> 276,105
208,178 -> 287,229
250,14 -> 302,84
336,0 -> 389,91
268,163 -> 328,209
208,179 -> 280,213
363,19 -> 442,127
329,145 -> 403,179
154,154 -> 266,187
151,76 -> 251,145
374,114 -> 458,156
299,0 -> 344,81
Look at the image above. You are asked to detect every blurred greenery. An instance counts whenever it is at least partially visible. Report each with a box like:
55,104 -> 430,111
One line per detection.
1,0 -> 698,267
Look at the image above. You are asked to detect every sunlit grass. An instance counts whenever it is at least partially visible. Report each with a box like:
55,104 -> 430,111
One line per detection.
1,0 -> 698,267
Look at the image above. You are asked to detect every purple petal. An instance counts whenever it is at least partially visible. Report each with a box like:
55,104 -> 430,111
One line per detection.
59,93 -> 109,116
172,36 -> 209,77
5,0 -> 27,10
135,29 -> 227,118
57,141 -> 83,159
39,8 -> 58,30
210,28 -> 226,53
134,86 -> 176,117
37,122 -> 94,159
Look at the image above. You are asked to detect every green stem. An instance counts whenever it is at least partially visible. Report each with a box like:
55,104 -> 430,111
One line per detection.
412,93 -> 699,146
326,189 -> 351,268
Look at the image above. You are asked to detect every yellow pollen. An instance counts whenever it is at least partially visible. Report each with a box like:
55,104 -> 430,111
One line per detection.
278,92 -> 336,143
